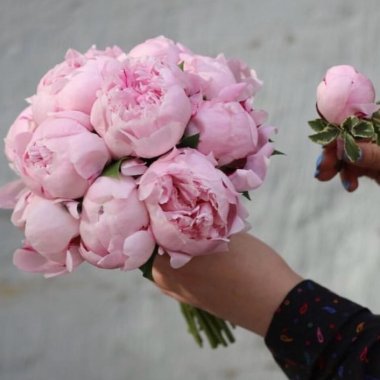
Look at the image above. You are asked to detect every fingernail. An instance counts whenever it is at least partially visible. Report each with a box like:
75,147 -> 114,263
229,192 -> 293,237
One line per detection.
316,153 -> 323,170
343,180 -> 350,191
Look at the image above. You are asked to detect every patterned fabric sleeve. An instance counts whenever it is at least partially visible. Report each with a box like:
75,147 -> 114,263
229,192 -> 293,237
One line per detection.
265,280 -> 380,380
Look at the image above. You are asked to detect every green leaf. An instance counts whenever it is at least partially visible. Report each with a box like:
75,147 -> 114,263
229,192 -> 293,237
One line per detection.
139,245 -> 159,282
178,61 -> 185,71
343,132 -> 361,162
177,134 -> 200,149
241,191 -> 251,201
309,125 -> 340,145
101,160 -> 123,179
341,116 -> 360,133
373,118 -> 380,133
272,150 -> 286,156
352,121 -> 375,139
308,119 -> 327,133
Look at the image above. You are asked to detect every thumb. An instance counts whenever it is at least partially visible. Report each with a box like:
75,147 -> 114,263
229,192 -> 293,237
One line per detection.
344,143 -> 380,170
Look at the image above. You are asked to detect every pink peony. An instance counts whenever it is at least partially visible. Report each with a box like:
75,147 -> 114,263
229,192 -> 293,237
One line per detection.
31,46 -> 123,125
187,100 -> 258,166
138,148 -> 249,268
181,53 -> 262,101
4,107 -> 37,172
129,35 -> 191,66
91,56 -> 192,159
317,65 -> 380,125
11,190 -> 82,277
228,126 -> 275,192
19,112 -> 110,199
79,176 -> 155,270
13,242 -> 83,278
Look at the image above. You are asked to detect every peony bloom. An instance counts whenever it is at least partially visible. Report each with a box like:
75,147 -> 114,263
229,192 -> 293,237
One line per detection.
138,148 -> 249,268
180,53 -> 262,101
13,242 -> 83,278
79,176 -> 155,270
4,107 -> 37,173
19,112 -> 110,199
91,56 -> 192,159
31,46 -> 123,125
11,190 -> 82,277
129,35 -> 191,66
317,65 -> 380,125
228,126 -> 275,192
186,100 -> 258,166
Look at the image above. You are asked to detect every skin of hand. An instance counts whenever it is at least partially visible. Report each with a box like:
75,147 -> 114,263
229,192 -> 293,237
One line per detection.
314,141 -> 380,192
152,233 -> 303,338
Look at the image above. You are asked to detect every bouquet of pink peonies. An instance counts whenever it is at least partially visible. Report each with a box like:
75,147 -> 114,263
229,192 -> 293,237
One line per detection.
0,36 -> 277,348
309,65 -> 380,161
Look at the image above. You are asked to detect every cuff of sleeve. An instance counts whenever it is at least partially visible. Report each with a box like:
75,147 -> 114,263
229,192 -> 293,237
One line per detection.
264,280 -> 367,376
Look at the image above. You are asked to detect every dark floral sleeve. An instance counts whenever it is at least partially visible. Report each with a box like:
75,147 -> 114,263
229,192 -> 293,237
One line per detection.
265,280 -> 380,380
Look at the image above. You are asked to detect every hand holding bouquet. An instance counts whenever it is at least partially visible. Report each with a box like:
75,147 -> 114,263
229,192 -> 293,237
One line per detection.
0,36 -> 276,348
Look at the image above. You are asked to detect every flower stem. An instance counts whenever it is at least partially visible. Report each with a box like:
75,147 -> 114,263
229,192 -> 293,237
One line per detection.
179,303 -> 236,349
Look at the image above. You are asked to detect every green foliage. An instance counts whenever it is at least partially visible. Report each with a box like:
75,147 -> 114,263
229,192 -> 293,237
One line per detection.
343,132 -> 361,162
309,124 -> 340,145
177,134 -> 200,149
241,191 -> 251,201
101,160 -> 123,179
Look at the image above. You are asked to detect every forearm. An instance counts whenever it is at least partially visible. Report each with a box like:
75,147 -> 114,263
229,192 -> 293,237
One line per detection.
153,233 -> 303,337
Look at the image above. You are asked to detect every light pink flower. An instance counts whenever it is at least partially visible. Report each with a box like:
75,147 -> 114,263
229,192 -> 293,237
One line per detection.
91,56 -> 192,159
79,176 -> 155,270
138,148 -> 249,268
19,112 -> 110,199
14,242 -> 83,278
129,35 -> 191,66
181,53 -> 262,101
11,191 -> 82,277
228,126 -> 275,192
317,65 -> 380,125
31,47 -> 123,125
4,107 -> 37,171
187,100 -> 258,166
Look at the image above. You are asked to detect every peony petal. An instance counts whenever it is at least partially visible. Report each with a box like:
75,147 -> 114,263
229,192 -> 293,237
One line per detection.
120,158 -> 147,176
229,168 -> 263,192
123,230 -> 156,271
13,247 -> 50,272
0,180 -> 26,209
216,83 -> 247,102
66,250 -> 74,272
168,251 -> 192,269
97,253 -> 126,269
50,111 -> 93,131
69,133 -> 110,180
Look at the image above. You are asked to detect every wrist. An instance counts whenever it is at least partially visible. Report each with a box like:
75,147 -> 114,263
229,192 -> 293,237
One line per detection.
153,233 -> 303,337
